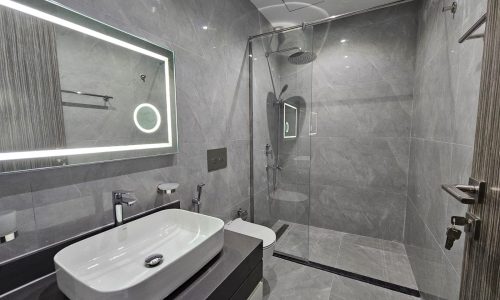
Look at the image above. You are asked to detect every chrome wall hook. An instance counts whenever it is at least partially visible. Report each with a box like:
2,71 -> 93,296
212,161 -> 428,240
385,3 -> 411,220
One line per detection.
443,1 -> 457,18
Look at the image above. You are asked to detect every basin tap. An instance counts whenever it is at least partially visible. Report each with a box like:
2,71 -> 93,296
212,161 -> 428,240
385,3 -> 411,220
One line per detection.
192,183 -> 205,213
112,190 -> 137,226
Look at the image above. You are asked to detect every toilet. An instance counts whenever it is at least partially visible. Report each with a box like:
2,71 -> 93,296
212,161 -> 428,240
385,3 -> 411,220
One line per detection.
225,218 -> 276,266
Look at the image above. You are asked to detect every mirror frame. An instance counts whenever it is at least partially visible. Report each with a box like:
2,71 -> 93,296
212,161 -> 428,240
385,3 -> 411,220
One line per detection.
0,0 -> 178,172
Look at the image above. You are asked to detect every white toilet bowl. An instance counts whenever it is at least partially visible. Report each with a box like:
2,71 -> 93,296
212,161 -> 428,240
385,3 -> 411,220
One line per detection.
224,218 -> 276,266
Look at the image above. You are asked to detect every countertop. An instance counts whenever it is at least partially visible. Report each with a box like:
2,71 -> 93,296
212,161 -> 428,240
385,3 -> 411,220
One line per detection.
2,230 -> 263,300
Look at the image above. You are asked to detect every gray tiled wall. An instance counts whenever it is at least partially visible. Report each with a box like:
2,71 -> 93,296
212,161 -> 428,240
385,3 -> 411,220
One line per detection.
0,0 -> 266,265
404,0 -> 486,299
309,2 -> 418,242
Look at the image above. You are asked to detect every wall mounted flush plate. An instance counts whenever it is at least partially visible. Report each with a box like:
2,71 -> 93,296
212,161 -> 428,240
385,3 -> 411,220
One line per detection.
207,148 -> 227,172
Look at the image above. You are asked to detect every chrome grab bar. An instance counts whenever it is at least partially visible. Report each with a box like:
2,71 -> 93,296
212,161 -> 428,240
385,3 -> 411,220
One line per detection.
459,13 -> 487,43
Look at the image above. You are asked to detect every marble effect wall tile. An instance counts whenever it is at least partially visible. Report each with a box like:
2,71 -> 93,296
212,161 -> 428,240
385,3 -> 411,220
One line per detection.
310,184 -> 406,241
306,2 -> 417,242
405,0 -> 486,299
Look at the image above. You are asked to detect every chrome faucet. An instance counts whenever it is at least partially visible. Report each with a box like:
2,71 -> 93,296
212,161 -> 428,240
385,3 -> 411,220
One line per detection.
192,183 -> 205,213
112,190 -> 137,226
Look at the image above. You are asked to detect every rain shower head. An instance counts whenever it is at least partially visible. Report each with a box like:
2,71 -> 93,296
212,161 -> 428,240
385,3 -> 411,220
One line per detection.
288,51 -> 317,65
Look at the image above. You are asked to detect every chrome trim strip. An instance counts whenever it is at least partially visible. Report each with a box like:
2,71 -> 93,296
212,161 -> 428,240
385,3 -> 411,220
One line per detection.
0,272 -> 56,299
248,40 -> 255,223
249,0 -> 415,40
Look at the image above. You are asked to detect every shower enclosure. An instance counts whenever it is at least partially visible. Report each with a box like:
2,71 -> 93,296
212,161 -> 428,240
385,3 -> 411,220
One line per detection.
251,26 -> 314,260
249,0 -> 419,293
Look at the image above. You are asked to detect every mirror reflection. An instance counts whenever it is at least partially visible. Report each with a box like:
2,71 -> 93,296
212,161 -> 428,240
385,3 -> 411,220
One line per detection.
283,102 -> 298,139
0,1 -> 177,172
134,104 -> 162,133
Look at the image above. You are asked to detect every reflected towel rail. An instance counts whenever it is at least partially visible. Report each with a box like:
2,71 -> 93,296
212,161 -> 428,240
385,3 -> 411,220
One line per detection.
61,101 -> 110,110
459,13 -> 487,43
61,89 -> 114,101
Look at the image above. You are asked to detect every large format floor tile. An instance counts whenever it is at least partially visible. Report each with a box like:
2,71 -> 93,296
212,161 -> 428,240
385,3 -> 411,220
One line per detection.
335,237 -> 388,280
272,221 -> 418,289
264,256 -> 419,300
264,256 -> 333,300
330,275 -> 417,300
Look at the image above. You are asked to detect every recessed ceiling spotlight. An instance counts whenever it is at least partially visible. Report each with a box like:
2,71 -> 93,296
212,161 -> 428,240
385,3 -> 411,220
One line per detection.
344,55 -> 349,59
345,65 -> 351,69
340,39 -> 347,43
202,25 -> 208,30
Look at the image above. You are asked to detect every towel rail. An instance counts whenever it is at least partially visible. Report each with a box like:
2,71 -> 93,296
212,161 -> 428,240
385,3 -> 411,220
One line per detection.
61,89 -> 114,110
61,89 -> 113,101
459,13 -> 487,43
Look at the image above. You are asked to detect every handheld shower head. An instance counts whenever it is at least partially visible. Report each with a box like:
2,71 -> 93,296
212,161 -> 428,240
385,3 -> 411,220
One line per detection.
278,84 -> 288,99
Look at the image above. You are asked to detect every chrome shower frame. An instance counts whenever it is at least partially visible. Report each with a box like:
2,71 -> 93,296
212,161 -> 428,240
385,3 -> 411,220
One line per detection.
248,0 -> 413,41
265,46 -> 301,57
248,0 -> 415,223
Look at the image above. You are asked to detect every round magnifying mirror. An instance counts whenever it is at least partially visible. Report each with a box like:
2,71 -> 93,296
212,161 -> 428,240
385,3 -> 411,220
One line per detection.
133,103 -> 161,133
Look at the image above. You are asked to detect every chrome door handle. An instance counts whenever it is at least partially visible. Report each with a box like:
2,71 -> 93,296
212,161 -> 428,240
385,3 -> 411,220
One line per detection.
441,178 -> 486,205
442,184 -> 476,204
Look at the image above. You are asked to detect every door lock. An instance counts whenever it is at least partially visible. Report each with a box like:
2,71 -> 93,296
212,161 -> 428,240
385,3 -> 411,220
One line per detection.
445,223 -> 462,250
445,212 -> 481,250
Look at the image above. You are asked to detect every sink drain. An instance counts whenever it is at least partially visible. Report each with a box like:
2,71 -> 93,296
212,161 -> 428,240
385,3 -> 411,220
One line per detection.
144,254 -> 163,268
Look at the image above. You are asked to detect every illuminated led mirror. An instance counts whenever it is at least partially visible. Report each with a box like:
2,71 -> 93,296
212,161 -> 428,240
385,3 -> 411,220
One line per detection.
283,103 -> 298,139
0,0 -> 178,172
134,104 -> 162,134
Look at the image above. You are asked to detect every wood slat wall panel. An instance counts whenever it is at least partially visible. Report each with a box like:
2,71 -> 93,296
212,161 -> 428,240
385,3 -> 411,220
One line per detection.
0,6 -> 66,172
461,0 -> 500,299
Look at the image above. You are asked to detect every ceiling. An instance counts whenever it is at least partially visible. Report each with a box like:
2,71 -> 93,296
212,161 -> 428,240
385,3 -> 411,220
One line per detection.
251,0 -> 403,28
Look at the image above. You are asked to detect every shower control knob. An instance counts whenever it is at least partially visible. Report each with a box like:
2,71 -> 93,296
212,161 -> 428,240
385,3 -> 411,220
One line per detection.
445,226 -> 462,250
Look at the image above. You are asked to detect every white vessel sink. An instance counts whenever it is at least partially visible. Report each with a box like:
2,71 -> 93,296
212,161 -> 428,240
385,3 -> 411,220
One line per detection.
54,209 -> 224,300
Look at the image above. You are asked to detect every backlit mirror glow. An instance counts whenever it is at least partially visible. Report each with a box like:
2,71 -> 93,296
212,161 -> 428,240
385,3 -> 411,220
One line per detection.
134,104 -> 162,133
0,0 -> 178,172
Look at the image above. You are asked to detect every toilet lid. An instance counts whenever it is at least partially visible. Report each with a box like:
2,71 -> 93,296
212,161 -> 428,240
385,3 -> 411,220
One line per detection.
225,218 -> 276,248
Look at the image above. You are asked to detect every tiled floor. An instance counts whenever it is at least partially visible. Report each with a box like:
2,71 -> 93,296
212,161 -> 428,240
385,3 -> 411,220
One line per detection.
264,256 -> 419,300
271,221 -> 418,290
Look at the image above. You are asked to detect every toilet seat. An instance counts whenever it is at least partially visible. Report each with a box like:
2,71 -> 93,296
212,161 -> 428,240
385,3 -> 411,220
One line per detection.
225,218 -> 276,248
